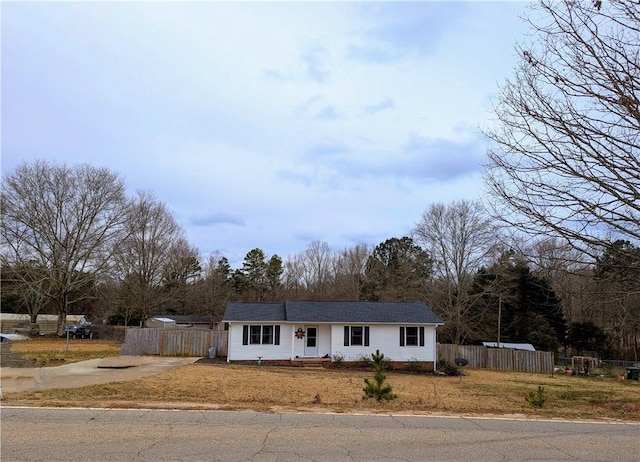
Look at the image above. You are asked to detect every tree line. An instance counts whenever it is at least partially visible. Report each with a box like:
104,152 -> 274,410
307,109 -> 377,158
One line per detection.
1,160 -> 638,359
2,1 -> 639,359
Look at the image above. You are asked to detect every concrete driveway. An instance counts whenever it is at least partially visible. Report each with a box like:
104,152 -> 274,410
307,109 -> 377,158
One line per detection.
0,356 -> 198,393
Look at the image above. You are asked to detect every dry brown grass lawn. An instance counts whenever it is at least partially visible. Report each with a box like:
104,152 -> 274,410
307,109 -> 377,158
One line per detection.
5,361 -> 640,421
9,337 -> 121,366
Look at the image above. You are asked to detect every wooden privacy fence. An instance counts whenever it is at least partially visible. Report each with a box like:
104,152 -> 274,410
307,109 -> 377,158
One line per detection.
121,328 -> 228,357
437,343 -> 554,373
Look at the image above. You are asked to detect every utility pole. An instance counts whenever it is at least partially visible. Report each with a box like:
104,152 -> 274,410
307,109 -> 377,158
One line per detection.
497,294 -> 502,348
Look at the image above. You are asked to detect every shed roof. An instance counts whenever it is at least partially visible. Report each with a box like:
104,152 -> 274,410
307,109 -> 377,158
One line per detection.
149,315 -> 211,324
150,317 -> 176,323
482,342 -> 536,351
223,301 -> 443,324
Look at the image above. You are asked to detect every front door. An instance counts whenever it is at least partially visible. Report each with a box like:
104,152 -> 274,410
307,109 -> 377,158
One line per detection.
304,325 -> 318,357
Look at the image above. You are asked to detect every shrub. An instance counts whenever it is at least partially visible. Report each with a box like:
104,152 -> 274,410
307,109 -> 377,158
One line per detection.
405,358 -> 423,373
436,359 -> 459,376
355,354 -> 372,368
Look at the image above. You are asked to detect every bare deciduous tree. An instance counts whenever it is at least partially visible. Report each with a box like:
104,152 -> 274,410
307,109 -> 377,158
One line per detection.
162,238 -> 202,315
282,243 -> 370,300
1,160 -> 129,335
413,200 -> 499,344
282,241 -> 335,299
1,262 -> 52,329
283,256 -> 306,298
332,244 -> 371,300
483,0 -> 640,259
113,191 -> 185,323
527,237 -> 593,325
300,240 -> 333,297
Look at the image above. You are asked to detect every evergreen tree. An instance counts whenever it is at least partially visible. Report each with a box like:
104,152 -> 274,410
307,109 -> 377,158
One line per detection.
266,255 -> 284,300
471,261 -> 566,351
567,321 -> 610,357
362,237 -> 431,301
235,248 -> 283,301
200,255 -> 232,320
363,350 -> 397,401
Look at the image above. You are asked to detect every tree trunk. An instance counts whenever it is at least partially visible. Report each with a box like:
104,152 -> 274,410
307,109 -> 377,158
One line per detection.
56,294 -> 68,337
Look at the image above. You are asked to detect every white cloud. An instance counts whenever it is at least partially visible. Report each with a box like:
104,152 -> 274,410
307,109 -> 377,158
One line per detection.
2,1 -> 528,267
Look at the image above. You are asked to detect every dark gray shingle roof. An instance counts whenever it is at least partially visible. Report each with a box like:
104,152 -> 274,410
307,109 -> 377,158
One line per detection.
223,301 -> 442,324
222,302 -> 287,322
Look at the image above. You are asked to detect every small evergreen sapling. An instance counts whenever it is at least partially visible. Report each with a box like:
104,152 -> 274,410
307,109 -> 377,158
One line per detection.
363,350 -> 397,401
525,386 -> 547,409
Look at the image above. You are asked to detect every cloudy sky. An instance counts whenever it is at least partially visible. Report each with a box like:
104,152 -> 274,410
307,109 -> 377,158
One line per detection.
2,1 -> 530,268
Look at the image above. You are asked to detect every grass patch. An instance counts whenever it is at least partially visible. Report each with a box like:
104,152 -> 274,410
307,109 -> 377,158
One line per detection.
9,338 -> 121,366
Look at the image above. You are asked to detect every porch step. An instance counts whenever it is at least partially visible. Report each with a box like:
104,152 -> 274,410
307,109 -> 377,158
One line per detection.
292,357 -> 330,368
301,361 -> 325,368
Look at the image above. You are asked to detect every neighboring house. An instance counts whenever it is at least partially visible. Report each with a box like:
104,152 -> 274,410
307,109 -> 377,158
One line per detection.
0,314 -> 88,335
145,315 -> 212,329
222,301 -> 443,369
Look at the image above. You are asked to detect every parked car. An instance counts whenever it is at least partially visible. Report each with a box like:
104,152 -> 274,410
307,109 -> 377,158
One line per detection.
0,333 -> 30,342
65,324 -> 93,339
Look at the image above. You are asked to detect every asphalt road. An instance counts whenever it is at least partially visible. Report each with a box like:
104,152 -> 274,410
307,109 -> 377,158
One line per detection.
1,407 -> 639,461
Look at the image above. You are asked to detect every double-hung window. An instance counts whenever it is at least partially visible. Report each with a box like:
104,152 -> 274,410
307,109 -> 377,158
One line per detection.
242,325 -> 280,345
400,326 -> 425,347
344,326 -> 370,346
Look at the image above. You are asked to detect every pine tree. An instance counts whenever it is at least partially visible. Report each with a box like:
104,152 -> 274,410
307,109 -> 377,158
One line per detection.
363,350 -> 397,401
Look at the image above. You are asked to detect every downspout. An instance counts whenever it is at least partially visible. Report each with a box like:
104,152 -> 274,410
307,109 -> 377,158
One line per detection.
226,322 -> 231,363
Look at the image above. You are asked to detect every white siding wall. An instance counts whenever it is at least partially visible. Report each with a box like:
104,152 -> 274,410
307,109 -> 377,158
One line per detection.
227,322 -> 438,362
318,325 -> 331,357
330,324 -> 437,362
291,324 -> 331,358
227,323 -> 294,361
291,324 -> 332,358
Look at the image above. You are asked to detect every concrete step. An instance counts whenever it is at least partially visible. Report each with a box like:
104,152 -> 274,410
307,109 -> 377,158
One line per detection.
301,362 -> 325,368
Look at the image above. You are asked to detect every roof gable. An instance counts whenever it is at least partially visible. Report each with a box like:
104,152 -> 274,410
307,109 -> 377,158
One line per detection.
223,301 -> 442,324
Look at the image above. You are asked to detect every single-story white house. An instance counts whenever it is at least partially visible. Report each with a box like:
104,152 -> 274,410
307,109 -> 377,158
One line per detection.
222,301 -> 443,369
